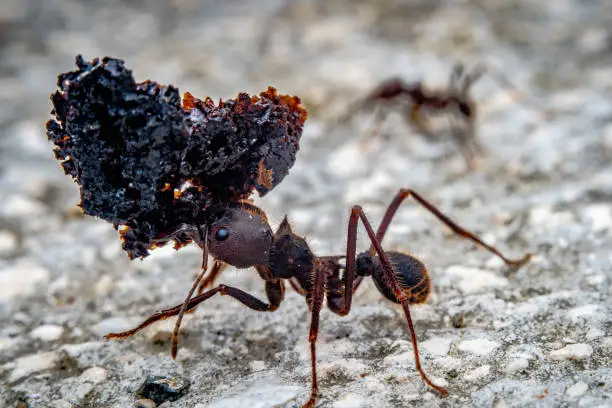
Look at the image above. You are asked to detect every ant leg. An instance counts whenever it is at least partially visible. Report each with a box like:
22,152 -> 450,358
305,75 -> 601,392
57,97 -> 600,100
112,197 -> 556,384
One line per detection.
460,65 -> 486,96
344,206 -> 448,395
302,259 -> 327,408
185,260 -> 228,316
450,63 -> 465,90
408,103 -> 438,140
196,260 -> 227,296
366,105 -> 388,140
169,227 -> 210,359
105,280 -> 284,341
371,189 -> 531,266
447,114 -> 479,169
289,277 -> 307,295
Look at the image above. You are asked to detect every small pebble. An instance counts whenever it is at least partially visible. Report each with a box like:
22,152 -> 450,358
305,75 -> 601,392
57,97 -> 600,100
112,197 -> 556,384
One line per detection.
206,376 -> 301,408
90,317 -> 141,337
465,365 -> 490,381
420,337 -> 453,356
30,324 -> 64,342
333,393 -> 364,408
60,341 -> 106,368
585,328 -> 604,341
565,381 -> 588,400
444,266 -> 509,294
80,366 -> 108,384
0,261 -> 50,301
250,360 -> 266,371
94,275 -> 115,297
134,399 -> 157,408
550,344 -> 593,361
567,304 -> 600,323
0,195 -> 46,218
7,351 -> 58,383
0,230 -> 18,256
318,359 -> 368,380
458,339 -> 500,356
504,358 -> 529,374
581,204 -> 612,231
137,375 -> 190,405
75,382 -> 94,400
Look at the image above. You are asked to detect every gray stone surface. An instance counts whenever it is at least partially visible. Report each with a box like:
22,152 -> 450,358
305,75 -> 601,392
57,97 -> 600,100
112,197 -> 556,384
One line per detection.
1,0 -> 611,407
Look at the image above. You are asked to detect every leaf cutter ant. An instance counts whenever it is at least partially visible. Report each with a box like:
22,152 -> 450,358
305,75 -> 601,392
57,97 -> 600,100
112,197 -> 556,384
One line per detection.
105,190 -> 530,407
47,56 -> 531,407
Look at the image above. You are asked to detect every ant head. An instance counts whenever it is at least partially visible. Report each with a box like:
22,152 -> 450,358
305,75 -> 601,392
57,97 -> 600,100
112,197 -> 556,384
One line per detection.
269,216 -> 314,279
206,204 -> 273,268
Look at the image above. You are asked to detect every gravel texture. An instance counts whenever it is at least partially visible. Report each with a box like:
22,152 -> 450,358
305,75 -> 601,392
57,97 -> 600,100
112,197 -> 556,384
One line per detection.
1,1 -> 611,407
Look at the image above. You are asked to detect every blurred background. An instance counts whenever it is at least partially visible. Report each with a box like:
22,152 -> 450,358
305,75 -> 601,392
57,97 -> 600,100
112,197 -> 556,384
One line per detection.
1,0 -> 611,407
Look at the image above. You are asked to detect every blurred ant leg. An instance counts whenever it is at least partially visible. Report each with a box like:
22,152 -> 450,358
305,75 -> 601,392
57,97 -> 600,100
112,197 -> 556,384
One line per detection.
371,189 -> 532,266
342,206 -> 448,395
461,65 -> 486,95
302,259 -> 327,408
407,103 -> 438,140
363,105 -> 389,141
447,114 -> 479,169
105,280 -> 284,341
449,63 -> 466,90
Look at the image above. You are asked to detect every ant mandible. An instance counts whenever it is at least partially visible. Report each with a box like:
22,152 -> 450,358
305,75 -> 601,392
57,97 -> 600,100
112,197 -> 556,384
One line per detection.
107,189 -> 531,407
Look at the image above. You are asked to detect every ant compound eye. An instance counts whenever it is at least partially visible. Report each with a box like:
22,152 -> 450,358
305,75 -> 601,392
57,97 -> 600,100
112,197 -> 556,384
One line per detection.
215,227 -> 230,241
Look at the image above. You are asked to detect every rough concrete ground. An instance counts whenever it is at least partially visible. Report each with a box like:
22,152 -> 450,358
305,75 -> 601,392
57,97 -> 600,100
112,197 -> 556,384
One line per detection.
0,0 -> 611,407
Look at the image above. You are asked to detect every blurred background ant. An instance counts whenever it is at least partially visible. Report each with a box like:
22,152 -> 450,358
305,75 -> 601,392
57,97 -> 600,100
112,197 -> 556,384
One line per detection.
330,63 -> 519,170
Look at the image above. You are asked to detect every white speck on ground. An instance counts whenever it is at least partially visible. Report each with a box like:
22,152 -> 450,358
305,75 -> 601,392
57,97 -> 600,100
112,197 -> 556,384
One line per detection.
458,339 -> 501,356
0,230 -> 18,256
0,261 -> 50,301
206,375 -> 302,408
504,358 -> 529,374
80,366 -> 108,384
30,324 -> 64,341
443,266 -> 510,294
565,381 -> 589,400
5,351 -> 58,383
549,344 -> 594,361
465,365 -> 491,382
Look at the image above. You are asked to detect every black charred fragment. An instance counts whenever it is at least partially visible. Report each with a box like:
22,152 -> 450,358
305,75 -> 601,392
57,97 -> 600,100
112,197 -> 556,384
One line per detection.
136,375 -> 190,405
46,55 -> 307,258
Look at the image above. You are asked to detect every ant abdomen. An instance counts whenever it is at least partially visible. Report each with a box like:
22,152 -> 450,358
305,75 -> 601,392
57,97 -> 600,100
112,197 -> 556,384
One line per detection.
357,251 -> 430,304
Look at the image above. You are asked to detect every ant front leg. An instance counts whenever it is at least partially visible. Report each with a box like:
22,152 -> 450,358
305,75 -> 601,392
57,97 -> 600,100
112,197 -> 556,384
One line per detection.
196,259 -> 227,296
371,188 -> 532,266
106,279 -> 284,355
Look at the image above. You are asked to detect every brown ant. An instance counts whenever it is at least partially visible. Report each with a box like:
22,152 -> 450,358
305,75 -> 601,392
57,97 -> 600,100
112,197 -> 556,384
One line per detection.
106,189 -> 531,407
333,64 -> 514,169
48,56 -> 530,407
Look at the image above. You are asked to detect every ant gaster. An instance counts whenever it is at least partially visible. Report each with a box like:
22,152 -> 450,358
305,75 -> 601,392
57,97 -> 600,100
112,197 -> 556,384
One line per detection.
107,190 -> 531,408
